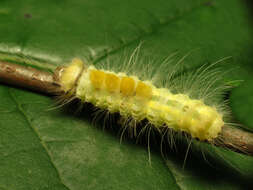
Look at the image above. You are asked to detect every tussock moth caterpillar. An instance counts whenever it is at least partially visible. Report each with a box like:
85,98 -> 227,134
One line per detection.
54,47 -> 230,148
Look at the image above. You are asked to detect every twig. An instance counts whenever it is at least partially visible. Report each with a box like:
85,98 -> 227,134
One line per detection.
217,125 -> 253,155
0,61 -> 61,94
0,60 -> 253,155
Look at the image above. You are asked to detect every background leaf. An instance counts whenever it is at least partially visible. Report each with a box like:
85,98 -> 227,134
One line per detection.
0,0 -> 253,189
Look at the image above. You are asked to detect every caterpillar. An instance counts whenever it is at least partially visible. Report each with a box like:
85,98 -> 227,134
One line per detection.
55,50 -> 229,145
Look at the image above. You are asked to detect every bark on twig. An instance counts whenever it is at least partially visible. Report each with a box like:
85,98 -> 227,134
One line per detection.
0,61 -> 61,94
0,61 -> 253,155
217,125 -> 253,155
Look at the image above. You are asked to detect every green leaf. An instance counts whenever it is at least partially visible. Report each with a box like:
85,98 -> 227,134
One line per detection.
0,0 -> 253,189
231,78 -> 253,132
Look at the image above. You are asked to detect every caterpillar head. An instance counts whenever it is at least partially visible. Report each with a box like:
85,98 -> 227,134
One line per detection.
56,58 -> 85,94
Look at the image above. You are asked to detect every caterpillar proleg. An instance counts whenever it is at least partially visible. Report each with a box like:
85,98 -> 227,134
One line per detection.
56,53 -> 228,143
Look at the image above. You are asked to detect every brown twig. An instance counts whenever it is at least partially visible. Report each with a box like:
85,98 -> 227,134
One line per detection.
0,61 -> 61,94
0,60 -> 253,155
217,125 -> 253,155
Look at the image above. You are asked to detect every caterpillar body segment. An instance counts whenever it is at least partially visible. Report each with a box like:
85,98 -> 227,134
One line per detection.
58,59 -> 224,141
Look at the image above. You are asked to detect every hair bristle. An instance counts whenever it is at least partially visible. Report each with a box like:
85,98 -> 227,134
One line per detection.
53,46 -> 236,165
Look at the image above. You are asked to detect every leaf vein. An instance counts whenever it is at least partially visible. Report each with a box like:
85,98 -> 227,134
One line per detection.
93,1 -> 208,64
8,89 -> 71,190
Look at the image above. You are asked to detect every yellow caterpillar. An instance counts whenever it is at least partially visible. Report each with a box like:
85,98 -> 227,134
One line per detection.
57,58 -> 224,141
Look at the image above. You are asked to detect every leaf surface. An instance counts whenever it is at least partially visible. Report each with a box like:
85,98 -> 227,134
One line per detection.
0,0 -> 253,189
